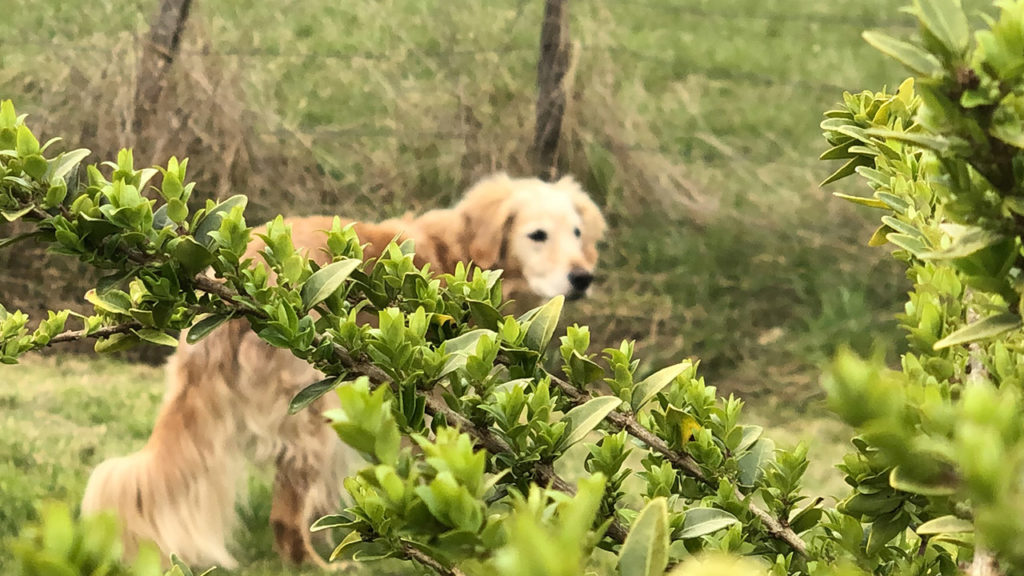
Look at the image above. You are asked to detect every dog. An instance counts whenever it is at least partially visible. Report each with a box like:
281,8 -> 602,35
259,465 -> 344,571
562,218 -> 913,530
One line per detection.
80,173 -> 606,568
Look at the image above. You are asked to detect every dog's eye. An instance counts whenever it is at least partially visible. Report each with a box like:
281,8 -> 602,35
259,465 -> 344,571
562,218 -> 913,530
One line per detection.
527,229 -> 548,242
573,227 -> 581,238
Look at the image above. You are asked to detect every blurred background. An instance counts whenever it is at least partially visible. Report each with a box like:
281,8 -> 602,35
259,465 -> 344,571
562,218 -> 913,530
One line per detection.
0,0 -> 937,570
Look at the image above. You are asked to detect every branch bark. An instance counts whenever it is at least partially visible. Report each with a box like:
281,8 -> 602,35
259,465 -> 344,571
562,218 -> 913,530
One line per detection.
48,321 -> 142,345
403,542 -> 467,576
533,0 -> 571,181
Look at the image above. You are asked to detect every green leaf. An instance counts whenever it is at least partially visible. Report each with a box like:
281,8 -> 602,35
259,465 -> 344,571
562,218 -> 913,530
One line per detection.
301,258 -> 361,311
917,515 -> 973,535
864,128 -> 951,153
15,125 -> 40,156
171,236 -> 215,276
876,192 -> 910,214
920,224 -> 1005,260
868,224 -> 890,246
467,298 -> 502,330
85,289 -> 132,316
563,396 -> 621,448
23,154 -> 48,180
2,205 -> 35,222
834,124 -> 872,144
631,361 -> 691,411
735,425 -> 764,453
840,492 -> 903,518
329,530 -> 363,561
866,511 -> 909,556
888,466 -> 956,496
862,31 -> 942,76
887,233 -> 929,258
933,313 -> 1022,349
833,192 -> 888,209
819,143 -> 855,160
523,295 -> 564,352
170,554 -> 195,576
310,514 -> 351,532
444,329 -> 495,355
855,166 -> 891,189
332,540 -> 397,562
821,155 -> 873,186
194,195 -> 248,247
185,313 -> 233,344
789,500 -> 825,534
568,351 -> 605,386
913,0 -> 969,55
94,332 -> 140,354
880,216 -> 924,239
677,508 -> 740,539
49,148 -> 90,181
132,328 -> 179,347
0,100 -> 16,128
289,376 -> 343,414
40,503 -> 75,558
737,437 -> 774,488
618,498 -> 669,576
152,204 -> 172,230
166,198 -> 188,224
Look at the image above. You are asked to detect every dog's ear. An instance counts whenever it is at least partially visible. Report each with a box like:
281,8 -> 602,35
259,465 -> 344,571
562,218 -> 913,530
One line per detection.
457,173 -> 517,269
556,176 -> 607,262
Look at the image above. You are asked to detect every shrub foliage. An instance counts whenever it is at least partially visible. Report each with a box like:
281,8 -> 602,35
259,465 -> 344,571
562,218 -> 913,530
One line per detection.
4,0 -> 1024,574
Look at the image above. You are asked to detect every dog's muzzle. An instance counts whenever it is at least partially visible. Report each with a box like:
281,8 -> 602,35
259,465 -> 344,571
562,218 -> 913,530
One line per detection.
566,268 -> 594,300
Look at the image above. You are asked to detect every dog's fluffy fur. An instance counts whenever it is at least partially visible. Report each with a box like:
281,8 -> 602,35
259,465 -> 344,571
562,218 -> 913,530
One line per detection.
81,173 -> 606,568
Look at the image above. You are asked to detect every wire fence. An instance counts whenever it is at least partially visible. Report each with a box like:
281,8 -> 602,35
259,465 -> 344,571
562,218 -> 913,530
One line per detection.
5,1 -> 898,183
11,39 -> 855,96
7,1 -> 907,82
610,1 -> 917,29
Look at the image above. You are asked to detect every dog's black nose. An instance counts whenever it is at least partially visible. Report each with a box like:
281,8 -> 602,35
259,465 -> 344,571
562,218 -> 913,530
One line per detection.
568,268 -> 593,292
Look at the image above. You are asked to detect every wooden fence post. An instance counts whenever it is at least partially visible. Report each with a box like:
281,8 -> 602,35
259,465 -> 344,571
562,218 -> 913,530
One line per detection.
133,0 -> 193,137
533,0 -> 571,181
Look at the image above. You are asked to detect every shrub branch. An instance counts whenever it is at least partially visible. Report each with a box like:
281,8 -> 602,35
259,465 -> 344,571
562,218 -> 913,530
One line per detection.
547,373 -> 808,556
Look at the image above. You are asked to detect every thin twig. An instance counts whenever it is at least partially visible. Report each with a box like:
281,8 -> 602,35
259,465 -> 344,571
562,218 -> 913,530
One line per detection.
48,321 -> 142,344
402,542 -> 467,576
963,292 -> 1004,576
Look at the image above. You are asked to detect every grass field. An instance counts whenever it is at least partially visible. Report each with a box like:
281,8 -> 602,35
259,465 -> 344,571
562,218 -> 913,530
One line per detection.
0,0 -> 983,572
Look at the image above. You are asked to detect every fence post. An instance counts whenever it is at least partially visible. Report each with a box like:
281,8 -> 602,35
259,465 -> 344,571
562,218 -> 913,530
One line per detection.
133,0 -> 193,138
533,0 -> 571,182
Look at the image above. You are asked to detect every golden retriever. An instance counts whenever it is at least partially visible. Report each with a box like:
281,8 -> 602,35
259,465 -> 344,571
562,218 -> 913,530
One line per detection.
80,173 -> 606,568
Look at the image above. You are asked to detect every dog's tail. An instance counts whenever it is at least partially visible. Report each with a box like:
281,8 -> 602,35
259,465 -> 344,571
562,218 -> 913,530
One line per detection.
81,339 -> 245,570
81,441 -> 241,570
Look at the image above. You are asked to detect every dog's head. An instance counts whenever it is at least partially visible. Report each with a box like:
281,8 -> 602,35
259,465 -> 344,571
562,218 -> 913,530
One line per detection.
456,173 -> 606,300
